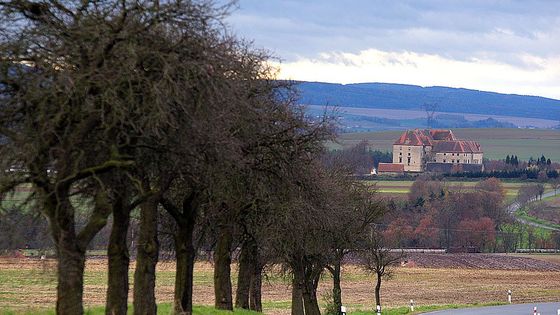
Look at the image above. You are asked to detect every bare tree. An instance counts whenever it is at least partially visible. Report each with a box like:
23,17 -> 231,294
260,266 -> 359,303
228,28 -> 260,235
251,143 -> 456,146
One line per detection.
551,178 -> 560,195
0,1 -> 243,313
320,153 -> 387,315
361,226 -> 405,312
517,184 -> 543,206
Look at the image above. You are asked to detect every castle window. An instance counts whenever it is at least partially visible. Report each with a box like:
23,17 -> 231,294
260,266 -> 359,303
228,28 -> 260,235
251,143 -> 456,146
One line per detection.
399,157 -> 402,163
443,160 -> 446,163
407,157 -> 411,165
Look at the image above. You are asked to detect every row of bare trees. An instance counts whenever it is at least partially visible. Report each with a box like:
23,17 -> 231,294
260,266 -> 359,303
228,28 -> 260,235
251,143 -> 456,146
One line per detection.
0,1 -> 392,315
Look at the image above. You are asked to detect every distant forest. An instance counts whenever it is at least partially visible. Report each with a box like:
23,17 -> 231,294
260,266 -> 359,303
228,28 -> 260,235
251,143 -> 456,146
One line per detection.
296,81 -> 560,121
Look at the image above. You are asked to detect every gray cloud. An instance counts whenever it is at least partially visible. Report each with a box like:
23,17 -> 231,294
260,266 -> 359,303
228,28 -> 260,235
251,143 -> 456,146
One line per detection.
226,0 -> 560,68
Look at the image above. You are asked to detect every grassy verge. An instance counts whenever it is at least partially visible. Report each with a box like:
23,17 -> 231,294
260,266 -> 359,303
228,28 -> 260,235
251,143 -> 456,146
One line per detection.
0,305 -> 263,315
0,302 -> 510,315
351,302 -> 506,315
515,207 -> 560,230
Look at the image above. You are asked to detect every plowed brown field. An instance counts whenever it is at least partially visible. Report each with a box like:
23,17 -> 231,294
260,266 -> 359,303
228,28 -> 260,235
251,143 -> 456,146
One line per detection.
405,253 -> 560,271
1,254 -> 560,314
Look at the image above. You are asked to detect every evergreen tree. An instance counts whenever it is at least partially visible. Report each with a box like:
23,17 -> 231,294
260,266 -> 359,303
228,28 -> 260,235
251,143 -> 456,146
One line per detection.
506,155 -> 511,164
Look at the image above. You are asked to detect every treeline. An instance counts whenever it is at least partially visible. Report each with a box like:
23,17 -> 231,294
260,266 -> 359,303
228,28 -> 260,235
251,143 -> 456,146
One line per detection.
453,154 -> 560,179
385,177 -> 508,252
0,2 -> 394,315
330,140 -> 391,172
385,177 -> 560,252
447,168 -> 559,179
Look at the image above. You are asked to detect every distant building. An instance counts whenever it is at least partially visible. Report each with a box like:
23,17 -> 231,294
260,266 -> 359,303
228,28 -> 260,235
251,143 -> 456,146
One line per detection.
377,162 -> 404,175
378,129 -> 483,174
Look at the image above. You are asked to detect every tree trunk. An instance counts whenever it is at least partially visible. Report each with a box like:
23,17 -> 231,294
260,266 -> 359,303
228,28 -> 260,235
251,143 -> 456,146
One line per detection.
106,197 -> 131,315
302,283 -> 321,315
174,222 -> 196,315
43,186 -> 111,315
214,223 -> 233,310
375,271 -> 382,310
133,197 -> 159,315
46,193 -> 87,315
235,241 -> 252,309
291,265 -> 305,315
331,260 -> 342,315
56,236 -> 86,315
300,262 -> 321,315
249,263 -> 263,312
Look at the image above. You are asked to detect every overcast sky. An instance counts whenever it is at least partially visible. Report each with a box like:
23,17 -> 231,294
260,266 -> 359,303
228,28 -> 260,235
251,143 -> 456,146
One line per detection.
225,0 -> 560,99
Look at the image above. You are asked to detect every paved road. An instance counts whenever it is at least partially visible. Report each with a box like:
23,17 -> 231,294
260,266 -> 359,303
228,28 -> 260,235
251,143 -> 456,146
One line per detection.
417,191 -> 560,315
507,190 -> 559,231
421,302 -> 560,315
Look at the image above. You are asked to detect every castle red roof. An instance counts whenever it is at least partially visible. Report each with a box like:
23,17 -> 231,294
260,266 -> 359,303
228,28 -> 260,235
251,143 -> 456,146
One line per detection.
377,163 -> 405,173
394,129 -> 433,146
432,140 -> 482,153
393,129 -> 457,146
429,129 -> 456,141
394,129 -> 480,153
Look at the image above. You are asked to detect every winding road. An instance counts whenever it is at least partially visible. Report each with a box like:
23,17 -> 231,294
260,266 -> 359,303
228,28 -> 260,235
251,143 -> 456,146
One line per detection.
421,302 -> 560,315
507,190 -> 559,231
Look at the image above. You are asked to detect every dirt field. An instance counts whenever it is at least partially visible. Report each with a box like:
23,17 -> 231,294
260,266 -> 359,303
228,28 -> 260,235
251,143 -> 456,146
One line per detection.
2,254 -> 560,314
404,253 -> 560,271
506,253 -> 560,264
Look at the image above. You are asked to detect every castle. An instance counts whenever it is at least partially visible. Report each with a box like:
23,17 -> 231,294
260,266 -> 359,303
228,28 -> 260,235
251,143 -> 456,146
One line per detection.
378,129 -> 483,174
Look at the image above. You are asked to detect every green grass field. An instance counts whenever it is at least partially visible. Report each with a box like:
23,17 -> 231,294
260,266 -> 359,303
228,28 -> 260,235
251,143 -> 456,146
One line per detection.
334,128 -> 560,161
366,180 -> 547,203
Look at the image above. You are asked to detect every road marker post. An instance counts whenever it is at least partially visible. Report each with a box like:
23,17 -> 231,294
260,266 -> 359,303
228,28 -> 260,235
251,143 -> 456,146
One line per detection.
340,305 -> 347,315
534,306 -> 537,315
507,290 -> 512,303
410,299 -> 414,312
376,304 -> 381,315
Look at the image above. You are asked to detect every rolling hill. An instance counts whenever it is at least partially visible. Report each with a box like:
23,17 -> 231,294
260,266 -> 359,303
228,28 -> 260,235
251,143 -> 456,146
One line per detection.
296,81 -> 560,123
